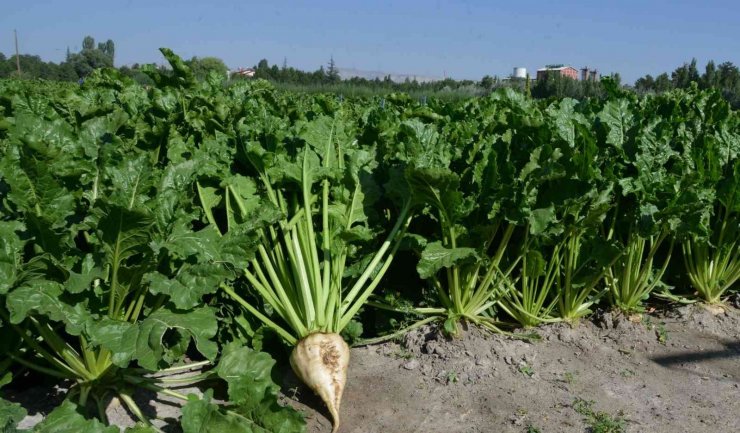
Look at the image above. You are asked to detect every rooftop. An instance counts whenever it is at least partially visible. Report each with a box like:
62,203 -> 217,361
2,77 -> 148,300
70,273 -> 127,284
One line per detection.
537,65 -> 577,71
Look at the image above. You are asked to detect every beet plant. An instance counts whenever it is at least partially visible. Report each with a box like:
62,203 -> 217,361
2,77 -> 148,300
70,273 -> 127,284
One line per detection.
599,91 -> 727,313
199,111 -> 414,431
392,92 -> 554,334
370,94 -> 619,331
600,97 -> 683,314
668,90 -> 740,306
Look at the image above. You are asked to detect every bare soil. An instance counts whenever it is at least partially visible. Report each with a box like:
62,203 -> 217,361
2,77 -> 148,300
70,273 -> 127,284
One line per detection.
8,304 -> 740,433
289,304 -> 740,433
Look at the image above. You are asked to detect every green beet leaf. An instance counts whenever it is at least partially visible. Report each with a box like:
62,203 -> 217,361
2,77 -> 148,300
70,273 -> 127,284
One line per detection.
33,401 -> 118,433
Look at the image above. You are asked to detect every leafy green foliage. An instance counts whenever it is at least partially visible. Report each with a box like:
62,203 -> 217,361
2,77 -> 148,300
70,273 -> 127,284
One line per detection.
204,99 -> 415,342
180,345 -> 305,433
0,397 -> 26,433
0,399 -> 124,433
0,50 -> 291,429
33,401 -> 118,433
416,242 -> 478,280
216,345 -> 305,431
2,48 -> 740,429
182,391 -> 253,433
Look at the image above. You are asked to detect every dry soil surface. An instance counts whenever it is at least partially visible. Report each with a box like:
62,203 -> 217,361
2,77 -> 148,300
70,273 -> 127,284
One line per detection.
8,304 -> 740,433
290,304 -> 740,433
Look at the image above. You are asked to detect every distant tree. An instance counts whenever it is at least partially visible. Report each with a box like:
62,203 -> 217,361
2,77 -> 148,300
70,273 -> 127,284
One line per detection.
672,58 -> 700,89
702,60 -> 717,89
0,53 -> 14,77
531,72 -> 606,100
327,56 -> 340,83
611,72 -> 622,87
532,74 -> 560,98
672,69 -> 686,88
119,64 -> 154,85
0,53 -> 76,80
480,75 -> 494,91
713,61 -> 740,108
59,35 -> 115,78
654,73 -> 672,92
635,74 -> 655,92
56,62 -> 78,81
581,78 -> 601,98
96,39 -> 115,64
82,36 -> 95,50
67,48 -> 113,78
717,62 -> 740,89
688,59 -> 701,83
314,65 -> 326,82
186,56 -> 228,80
254,59 -> 272,79
106,40 -> 115,60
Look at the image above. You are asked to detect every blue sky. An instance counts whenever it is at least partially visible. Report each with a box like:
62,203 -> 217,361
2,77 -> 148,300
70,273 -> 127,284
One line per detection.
1,0 -> 738,83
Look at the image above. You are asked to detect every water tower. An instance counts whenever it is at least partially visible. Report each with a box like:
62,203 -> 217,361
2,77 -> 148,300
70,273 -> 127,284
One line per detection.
513,67 -> 527,79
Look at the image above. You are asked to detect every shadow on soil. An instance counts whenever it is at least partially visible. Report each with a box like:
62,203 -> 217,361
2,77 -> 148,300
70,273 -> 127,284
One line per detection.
650,339 -> 740,382
3,382 -> 67,418
651,340 -> 740,364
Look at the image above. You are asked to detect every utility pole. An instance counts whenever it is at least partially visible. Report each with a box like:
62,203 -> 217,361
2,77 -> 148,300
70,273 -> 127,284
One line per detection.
14,29 -> 21,76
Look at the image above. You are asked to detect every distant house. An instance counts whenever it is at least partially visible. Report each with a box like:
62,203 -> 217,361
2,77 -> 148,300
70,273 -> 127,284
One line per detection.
536,65 -> 579,81
232,67 -> 255,77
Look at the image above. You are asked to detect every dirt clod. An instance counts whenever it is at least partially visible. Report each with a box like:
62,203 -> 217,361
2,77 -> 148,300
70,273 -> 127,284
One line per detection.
402,360 -> 419,370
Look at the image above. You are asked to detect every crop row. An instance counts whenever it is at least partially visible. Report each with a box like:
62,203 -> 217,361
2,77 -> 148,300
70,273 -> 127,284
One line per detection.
1,50 -> 738,432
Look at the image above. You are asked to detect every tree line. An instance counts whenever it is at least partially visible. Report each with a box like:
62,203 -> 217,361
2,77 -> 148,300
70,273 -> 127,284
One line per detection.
1,36 -> 739,107
634,58 -> 740,107
251,57 -> 739,107
0,35 -> 229,85
0,35 -> 115,81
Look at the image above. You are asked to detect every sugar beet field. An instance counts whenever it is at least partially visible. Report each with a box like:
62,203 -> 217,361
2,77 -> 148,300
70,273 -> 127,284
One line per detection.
1,50 -> 738,433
